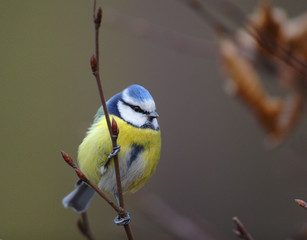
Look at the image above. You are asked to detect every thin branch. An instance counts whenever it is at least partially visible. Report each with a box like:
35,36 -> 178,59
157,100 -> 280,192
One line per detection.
77,212 -> 96,240
91,0 -> 125,211
61,151 -> 124,215
232,217 -> 254,240
90,1 -> 134,239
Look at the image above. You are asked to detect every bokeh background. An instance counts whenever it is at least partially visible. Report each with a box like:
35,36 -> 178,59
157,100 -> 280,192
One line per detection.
1,0 -> 307,239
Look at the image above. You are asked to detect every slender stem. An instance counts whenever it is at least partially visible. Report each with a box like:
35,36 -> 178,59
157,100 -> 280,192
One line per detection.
113,152 -> 125,208
78,212 -> 96,240
92,5 -> 112,139
92,1 -> 125,210
87,177 -> 125,215
93,0 -> 96,20
61,151 -> 124,214
91,2 -> 134,239
233,217 -> 254,240
123,225 -> 134,239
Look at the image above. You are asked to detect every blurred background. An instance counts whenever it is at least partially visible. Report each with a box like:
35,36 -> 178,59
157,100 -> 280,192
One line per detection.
1,0 -> 307,239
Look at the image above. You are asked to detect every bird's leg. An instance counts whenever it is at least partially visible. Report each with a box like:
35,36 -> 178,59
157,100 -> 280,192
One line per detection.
114,212 -> 131,225
103,145 -> 121,170
114,194 -> 120,206
113,193 -> 131,226
107,145 -> 121,160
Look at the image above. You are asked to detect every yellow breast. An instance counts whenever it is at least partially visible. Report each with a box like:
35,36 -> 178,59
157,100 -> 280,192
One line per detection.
78,115 -> 161,193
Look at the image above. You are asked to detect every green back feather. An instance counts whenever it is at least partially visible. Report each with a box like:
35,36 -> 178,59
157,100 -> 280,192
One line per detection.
93,106 -> 105,125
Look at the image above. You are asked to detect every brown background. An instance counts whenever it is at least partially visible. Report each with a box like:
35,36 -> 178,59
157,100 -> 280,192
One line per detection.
1,0 -> 307,239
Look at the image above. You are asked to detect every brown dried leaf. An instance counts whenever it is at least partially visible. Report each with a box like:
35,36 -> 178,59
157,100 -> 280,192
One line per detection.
249,2 -> 285,56
219,2 -> 307,144
285,12 -> 307,60
219,37 -> 284,140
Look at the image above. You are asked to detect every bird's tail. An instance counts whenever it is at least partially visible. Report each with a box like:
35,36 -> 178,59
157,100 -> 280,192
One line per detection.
62,180 -> 95,213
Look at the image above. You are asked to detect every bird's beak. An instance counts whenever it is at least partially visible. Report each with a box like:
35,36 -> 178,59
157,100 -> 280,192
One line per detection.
149,111 -> 159,118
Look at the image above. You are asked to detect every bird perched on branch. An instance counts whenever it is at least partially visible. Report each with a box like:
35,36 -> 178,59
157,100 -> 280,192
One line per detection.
63,84 -> 161,222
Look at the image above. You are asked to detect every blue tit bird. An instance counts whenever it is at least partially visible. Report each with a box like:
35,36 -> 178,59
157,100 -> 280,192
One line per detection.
63,84 -> 161,219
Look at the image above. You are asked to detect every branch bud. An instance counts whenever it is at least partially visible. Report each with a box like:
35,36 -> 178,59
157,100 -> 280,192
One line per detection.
61,151 -> 74,167
112,117 -> 119,136
90,54 -> 97,73
295,199 -> 307,208
233,230 -> 243,238
95,7 -> 103,28
75,169 -> 88,183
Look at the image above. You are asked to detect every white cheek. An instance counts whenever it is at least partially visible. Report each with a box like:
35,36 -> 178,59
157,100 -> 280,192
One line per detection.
118,101 -> 147,127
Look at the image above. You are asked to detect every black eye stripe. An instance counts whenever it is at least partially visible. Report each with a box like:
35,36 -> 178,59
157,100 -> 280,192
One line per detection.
122,101 -> 149,114
132,106 -> 142,112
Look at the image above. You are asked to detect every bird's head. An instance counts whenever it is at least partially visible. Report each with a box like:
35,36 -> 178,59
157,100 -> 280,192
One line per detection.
108,85 -> 159,130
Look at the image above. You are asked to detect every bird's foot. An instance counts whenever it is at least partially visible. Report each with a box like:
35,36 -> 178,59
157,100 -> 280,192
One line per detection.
103,145 -> 121,171
114,212 -> 131,226
107,145 -> 121,160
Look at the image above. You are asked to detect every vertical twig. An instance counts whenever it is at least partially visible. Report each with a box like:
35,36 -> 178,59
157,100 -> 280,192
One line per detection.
91,0 -> 125,209
90,1 -> 134,239
77,212 -> 96,240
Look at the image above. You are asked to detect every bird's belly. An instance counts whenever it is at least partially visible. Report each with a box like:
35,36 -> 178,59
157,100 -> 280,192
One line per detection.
98,147 -> 153,195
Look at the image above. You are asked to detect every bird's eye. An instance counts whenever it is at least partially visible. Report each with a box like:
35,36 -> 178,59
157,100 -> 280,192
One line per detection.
131,105 -> 142,112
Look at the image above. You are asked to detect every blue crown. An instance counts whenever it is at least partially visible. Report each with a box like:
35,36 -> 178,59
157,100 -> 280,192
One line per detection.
126,84 -> 154,103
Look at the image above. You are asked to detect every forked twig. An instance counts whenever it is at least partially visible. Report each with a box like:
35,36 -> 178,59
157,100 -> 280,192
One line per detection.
233,217 -> 254,240
61,151 -> 132,239
62,1 -> 134,239
61,151 -> 124,215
